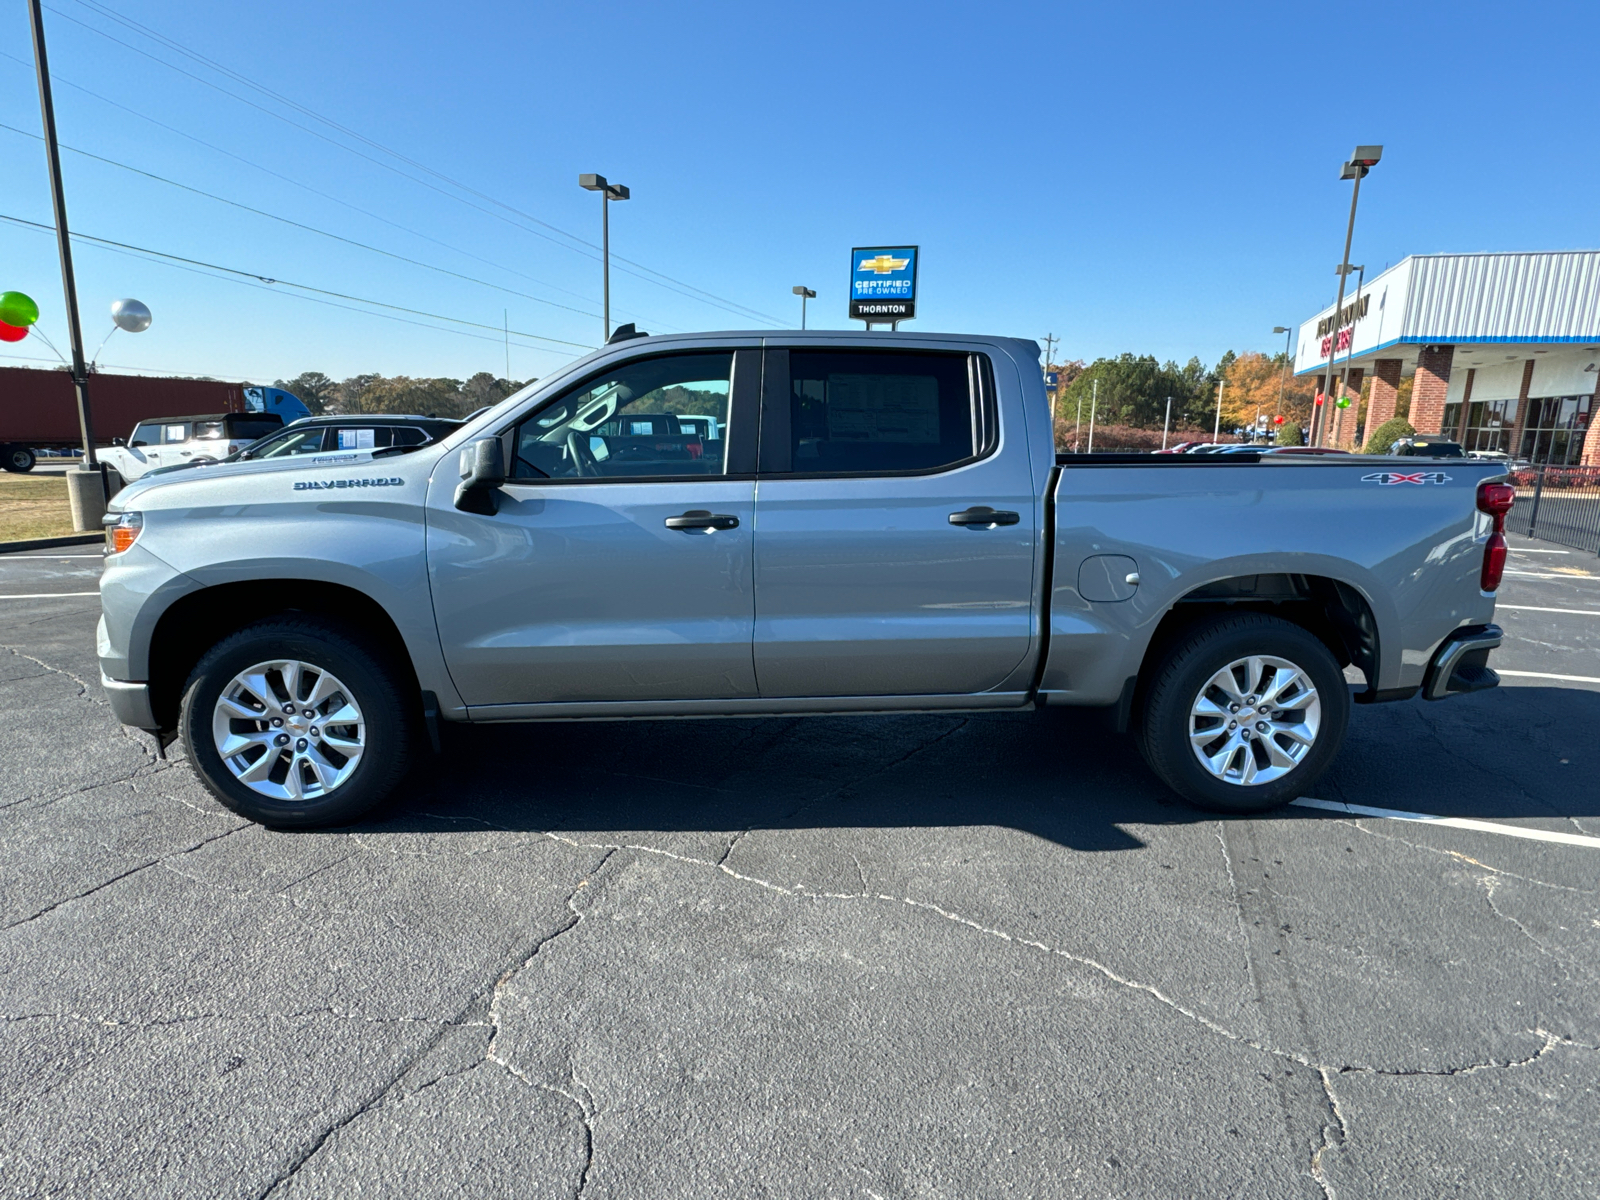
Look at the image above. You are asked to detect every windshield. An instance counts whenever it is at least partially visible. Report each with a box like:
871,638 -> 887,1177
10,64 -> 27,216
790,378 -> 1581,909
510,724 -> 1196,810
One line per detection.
229,427 -> 326,460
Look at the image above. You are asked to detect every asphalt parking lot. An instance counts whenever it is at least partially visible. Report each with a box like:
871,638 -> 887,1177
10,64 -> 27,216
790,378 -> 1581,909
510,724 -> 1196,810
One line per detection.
2,534 -> 1597,1199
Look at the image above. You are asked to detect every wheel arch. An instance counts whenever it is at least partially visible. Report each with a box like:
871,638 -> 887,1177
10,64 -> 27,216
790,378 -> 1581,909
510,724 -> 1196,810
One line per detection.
146,579 -> 422,732
1130,572 -> 1381,724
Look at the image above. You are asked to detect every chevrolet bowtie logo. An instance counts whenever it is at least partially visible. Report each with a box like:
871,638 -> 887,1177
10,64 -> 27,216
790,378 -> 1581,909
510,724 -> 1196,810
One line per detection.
857,254 -> 909,274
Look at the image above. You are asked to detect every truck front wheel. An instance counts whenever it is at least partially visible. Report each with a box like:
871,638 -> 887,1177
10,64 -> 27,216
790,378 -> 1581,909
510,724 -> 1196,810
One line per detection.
179,617 -> 416,828
1138,614 -> 1350,814
2,445 -> 35,473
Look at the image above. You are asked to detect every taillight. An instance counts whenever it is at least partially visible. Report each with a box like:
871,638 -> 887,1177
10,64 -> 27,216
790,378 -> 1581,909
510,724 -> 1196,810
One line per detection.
1477,482 -> 1515,518
1477,481 -> 1514,592
106,510 -> 143,554
1480,533 -> 1506,592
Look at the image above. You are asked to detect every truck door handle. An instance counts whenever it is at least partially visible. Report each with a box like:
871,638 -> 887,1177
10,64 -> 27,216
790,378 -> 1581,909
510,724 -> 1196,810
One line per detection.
665,509 -> 739,532
948,506 -> 1020,528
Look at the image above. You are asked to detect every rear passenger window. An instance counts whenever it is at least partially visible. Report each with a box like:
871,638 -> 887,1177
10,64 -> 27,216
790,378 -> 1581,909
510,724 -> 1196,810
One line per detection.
787,351 -> 978,474
389,427 -> 429,447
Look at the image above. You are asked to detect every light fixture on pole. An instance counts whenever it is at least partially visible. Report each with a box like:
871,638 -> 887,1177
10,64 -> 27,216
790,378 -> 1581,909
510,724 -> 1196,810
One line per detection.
792,286 -> 815,330
578,173 -> 629,340
1313,144 -> 1381,447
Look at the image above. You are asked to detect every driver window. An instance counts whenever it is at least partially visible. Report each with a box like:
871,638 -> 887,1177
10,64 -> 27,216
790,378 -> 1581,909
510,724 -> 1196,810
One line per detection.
511,352 -> 733,481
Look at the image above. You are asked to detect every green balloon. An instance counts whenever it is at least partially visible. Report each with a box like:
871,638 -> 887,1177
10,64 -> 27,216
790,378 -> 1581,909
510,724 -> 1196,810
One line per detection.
0,291 -> 39,327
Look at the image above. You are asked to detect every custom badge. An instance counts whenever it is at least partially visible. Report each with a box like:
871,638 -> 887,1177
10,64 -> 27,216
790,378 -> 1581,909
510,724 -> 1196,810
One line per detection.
1360,471 -> 1451,485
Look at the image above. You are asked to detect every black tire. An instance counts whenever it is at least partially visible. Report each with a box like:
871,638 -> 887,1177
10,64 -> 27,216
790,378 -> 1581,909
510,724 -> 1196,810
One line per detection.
1138,614 -> 1350,814
2,445 -> 35,473
180,617 -> 415,828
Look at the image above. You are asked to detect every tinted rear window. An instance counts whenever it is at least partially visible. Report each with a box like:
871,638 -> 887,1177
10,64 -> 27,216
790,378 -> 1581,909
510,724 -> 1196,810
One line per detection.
229,417 -> 283,441
788,350 -> 975,474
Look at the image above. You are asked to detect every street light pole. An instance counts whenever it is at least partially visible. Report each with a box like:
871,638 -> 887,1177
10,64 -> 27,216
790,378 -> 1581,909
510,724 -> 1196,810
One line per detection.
27,0 -> 95,470
1214,377 -> 1225,442
579,173 -> 629,340
1314,145 -> 1381,447
1272,325 -> 1292,440
1162,395 -> 1172,450
792,286 -> 815,330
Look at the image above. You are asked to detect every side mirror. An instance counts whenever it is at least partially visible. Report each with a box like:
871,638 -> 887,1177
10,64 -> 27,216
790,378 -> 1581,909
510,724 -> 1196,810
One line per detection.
454,437 -> 505,515
111,437 -> 125,447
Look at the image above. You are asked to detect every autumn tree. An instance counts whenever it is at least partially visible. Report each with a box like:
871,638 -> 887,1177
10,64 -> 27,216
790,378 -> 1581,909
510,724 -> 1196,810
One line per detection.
1217,352 -> 1317,433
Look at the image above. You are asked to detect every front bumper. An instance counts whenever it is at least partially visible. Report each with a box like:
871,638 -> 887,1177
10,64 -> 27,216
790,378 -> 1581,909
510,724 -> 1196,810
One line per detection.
101,673 -> 158,730
1422,624 -> 1503,701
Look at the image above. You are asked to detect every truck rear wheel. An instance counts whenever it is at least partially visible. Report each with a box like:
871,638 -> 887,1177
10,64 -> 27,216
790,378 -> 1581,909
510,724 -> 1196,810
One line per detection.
179,617 -> 415,828
2,445 -> 35,473
1138,614 -> 1349,814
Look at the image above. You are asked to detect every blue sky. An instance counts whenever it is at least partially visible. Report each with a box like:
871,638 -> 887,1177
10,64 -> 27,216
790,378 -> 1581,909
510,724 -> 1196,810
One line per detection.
2,0 -> 1596,385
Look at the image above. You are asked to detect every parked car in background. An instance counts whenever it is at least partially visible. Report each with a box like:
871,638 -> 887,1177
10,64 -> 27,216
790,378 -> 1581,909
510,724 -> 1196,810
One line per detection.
139,414 -> 465,481
1391,438 -> 1465,457
101,412 -> 286,486
1263,446 -> 1352,456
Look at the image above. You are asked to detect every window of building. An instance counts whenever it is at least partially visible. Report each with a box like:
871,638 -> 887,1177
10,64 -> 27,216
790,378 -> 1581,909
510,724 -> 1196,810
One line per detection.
1440,398 -> 1515,454
1519,395 -> 1593,465
785,350 -> 978,474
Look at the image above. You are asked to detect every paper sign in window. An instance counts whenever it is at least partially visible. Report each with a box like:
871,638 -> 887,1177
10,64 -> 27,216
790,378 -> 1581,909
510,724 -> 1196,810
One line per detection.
338,429 -> 376,450
825,375 -> 941,443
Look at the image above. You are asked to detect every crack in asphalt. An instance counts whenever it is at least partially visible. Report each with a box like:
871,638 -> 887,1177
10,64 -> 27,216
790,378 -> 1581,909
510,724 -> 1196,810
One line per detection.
523,830 -> 1594,1082
1,821 -> 250,930
718,717 -> 970,869
1338,817 -> 1598,895
1215,822 -> 1261,997
1480,876 -> 1600,985
483,850 -> 616,1200
253,849 -> 615,1199
0,645 -> 103,705
1309,1066 -> 1350,1199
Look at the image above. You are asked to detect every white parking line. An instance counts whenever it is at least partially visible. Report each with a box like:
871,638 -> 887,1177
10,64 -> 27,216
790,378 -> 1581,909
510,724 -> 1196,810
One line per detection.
1504,571 -> 1600,580
1510,548 -> 1570,554
0,591 -> 98,599
1499,605 -> 1600,616
1292,798 -> 1600,848
1496,669 -> 1600,684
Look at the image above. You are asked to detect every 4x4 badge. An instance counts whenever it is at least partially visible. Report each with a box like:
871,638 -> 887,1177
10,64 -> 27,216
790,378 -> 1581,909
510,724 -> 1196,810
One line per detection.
1360,471 -> 1451,485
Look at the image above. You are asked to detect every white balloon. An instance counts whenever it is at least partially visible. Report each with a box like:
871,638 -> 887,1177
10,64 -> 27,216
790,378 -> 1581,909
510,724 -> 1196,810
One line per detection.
111,298 -> 152,333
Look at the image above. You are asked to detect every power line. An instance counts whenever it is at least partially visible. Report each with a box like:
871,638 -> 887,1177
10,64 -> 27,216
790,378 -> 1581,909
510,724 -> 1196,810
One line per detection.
0,118 -> 607,321
68,0 -> 784,323
45,0 -> 785,325
0,212 -> 597,351
0,48 -> 674,329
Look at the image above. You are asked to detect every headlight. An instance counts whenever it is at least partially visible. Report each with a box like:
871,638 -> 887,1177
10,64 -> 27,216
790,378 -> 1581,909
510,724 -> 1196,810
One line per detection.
104,510 -> 143,554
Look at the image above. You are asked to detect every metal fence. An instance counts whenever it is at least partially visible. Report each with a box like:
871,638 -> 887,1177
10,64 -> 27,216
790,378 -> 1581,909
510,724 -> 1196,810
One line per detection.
1506,465 -> 1600,552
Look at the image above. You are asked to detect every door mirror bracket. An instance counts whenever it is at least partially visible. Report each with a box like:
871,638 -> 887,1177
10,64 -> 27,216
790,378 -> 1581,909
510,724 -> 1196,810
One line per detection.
454,437 -> 506,515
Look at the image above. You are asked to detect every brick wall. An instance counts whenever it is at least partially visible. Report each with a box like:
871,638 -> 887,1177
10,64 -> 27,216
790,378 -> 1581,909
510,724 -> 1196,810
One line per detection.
1410,345 -> 1454,435
1366,359 -> 1403,435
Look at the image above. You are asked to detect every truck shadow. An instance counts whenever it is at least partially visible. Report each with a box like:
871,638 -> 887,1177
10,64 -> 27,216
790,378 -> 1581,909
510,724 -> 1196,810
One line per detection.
362,686 -> 1600,852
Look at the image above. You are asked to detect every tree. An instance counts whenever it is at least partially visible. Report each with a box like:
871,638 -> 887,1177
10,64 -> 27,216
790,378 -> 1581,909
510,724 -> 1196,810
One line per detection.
461,372 -> 528,409
1363,417 -> 1415,454
1218,352 -> 1318,434
273,371 -> 337,415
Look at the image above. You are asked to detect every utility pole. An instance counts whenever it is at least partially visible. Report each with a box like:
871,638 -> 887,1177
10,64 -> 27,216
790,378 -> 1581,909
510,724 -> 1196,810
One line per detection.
1041,332 -> 1058,372
1074,380 -> 1085,453
504,309 -> 510,381
28,0 -> 103,531
1214,377 -> 1225,442
1314,146 -> 1382,446
1087,379 -> 1098,453
1162,395 -> 1173,450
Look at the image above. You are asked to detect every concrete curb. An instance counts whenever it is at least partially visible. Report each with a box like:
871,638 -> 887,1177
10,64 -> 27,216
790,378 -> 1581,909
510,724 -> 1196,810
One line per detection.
0,534 -> 104,555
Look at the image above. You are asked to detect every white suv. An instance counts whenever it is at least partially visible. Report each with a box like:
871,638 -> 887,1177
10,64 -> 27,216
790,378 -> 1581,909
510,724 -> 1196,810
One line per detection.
104,412 -> 285,484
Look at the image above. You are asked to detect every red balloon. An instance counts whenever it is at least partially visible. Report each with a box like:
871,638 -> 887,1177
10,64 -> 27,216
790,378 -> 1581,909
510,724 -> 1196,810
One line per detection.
0,321 -> 27,342
1273,415 -> 1285,424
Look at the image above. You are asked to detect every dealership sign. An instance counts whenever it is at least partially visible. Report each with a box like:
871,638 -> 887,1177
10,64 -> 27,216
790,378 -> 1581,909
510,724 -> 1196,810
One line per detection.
850,246 -> 918,322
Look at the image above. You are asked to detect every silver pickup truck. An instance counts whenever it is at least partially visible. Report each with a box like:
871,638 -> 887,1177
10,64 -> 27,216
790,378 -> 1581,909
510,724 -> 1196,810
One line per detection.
96,330 -> 1512,827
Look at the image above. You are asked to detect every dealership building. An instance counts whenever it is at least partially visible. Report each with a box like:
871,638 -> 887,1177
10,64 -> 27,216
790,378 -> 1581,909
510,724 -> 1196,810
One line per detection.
1294,251 -> 1600,460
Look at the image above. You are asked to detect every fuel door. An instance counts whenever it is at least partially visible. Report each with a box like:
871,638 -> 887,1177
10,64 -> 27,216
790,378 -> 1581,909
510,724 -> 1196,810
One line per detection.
1078,554 -> 1140,603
